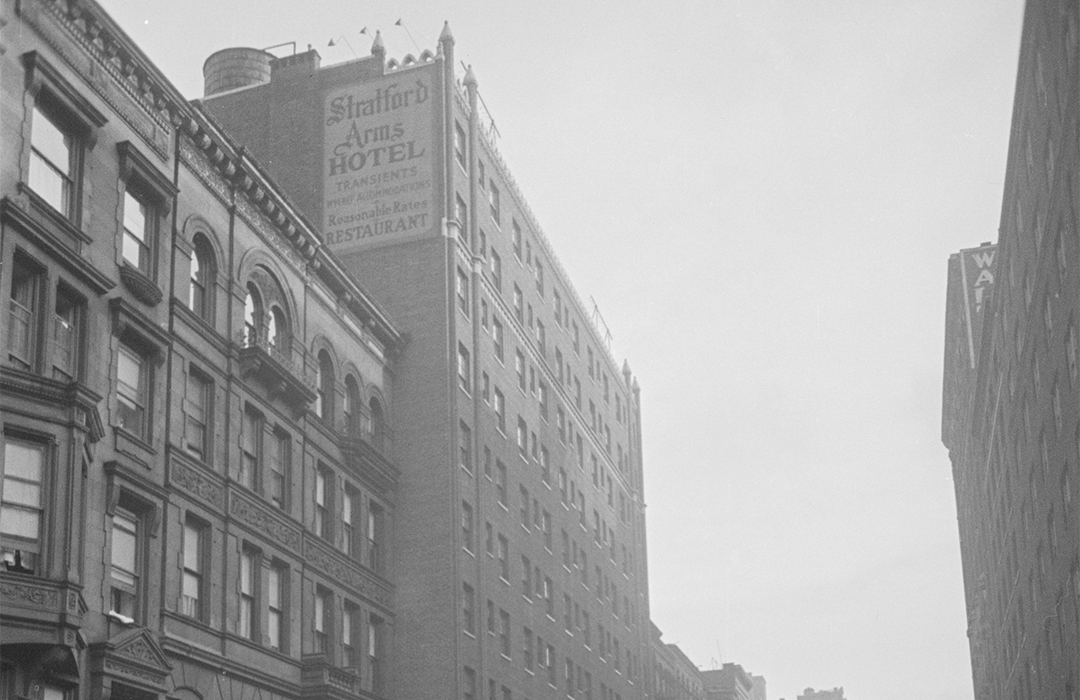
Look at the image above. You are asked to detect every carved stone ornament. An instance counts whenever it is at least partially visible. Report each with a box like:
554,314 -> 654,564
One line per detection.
229,492 -> 302,553
119,265 -> 164,306
170,461 -> 224,509
303,537 -> 392,610
0,581 -> 60,609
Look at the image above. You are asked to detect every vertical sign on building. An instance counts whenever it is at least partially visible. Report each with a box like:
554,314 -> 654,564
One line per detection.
958,243 -> 996,369
322,67 -> 436,253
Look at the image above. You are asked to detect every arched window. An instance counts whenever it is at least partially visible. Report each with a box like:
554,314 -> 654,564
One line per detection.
244,267 -> 291,357
189,233 -> 215,322
244,284 -> 262,345
344,375 -> 361,432
317,350 -> 335,421
369,396 -> 385,450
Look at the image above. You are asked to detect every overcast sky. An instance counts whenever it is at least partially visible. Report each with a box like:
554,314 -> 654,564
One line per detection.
102,1 -> 1025,697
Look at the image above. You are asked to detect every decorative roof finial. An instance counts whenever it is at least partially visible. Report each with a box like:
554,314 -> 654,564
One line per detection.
464,64 -> 477,87
439,21 -> 454,45
371,30 -> 385,58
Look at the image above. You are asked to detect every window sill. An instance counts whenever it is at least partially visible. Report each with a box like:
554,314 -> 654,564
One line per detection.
17,183 -> 93,246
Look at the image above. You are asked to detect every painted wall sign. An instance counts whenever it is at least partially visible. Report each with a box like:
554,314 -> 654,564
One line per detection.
959,243 -> 996,369
322,69 -> 435,253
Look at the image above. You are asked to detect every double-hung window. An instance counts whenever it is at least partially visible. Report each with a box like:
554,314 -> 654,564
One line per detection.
342,487 -> 357,556
463,582 -> 476,634
267,563 -> 285,650
343,603 -> 359,667
458,344 -> 471,393
515,350 -> 526,392
29,105 -> 75,217
110,507 -> 140,620
117,141 -> 176,288
462,501 -> 474,552
493,319 -> 504,362
182,517 -> 205,619
116,343 -> 148,439
122,189 -> 153,273
1,438 -> 46,574
512,220 -> 522,259
8,255 -> 43,371
367,503 -> 384,573
314,588 -> 330,652
185,367 -> 211,461
368,613 -> 384,693
457,268 -> 470,315
493,388 -> 506,434
316,465 -> 332,541
489,182 -> 501,224
491,250 -> 503,291
459,421 -> 473,472
240,407 -> 262,489
498,534 -> 509,581
239,548 -> 258,640
52,284 -> 82,379
268,430 -> 289,510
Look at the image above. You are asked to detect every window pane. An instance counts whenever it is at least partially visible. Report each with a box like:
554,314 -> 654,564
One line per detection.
111,514 -> 138,577
4,442 -> 43,482
118,347 -> 142,392
31,108 -> 70,169
1,480 -> 41,508
123,191 -> 147,242
268,567 -> 281,605
29,150 -> 67,213
184,524 -> 201,571
0,507 -> 41,539
53,289 -> 78,377
240,552 -> 253,594
268,611 -> 281,647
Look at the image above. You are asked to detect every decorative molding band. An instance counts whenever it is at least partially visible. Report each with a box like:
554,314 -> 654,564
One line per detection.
303,535 -> 393,612
229,491 -> 302,554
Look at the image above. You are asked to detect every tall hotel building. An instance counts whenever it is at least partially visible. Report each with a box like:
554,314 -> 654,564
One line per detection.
202,21 -> 652,700
941,0 -> 1079,697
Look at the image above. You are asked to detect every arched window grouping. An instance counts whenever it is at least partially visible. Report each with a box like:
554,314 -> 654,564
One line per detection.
309,343 -> 389,452
242,265 -> 291,358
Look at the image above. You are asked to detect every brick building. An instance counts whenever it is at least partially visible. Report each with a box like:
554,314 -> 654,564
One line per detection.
2,4 -> 402,700
794,689 -> 843,700
201,22 -> 651,700
701,664 -> 754,700
649,624 -> 704,700
941,0 -> 1080,697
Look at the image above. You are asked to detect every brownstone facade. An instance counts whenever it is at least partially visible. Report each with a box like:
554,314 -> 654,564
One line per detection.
2,5 -> 402,700
941,0 -> 1080,697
